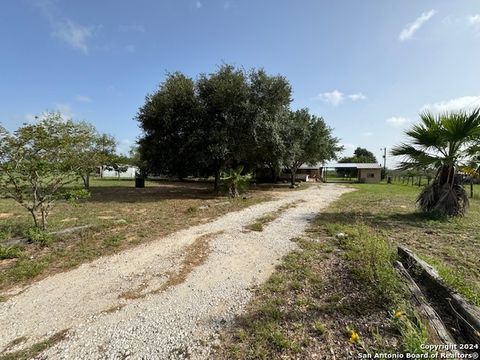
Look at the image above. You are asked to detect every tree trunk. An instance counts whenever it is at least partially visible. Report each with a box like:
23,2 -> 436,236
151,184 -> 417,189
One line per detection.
41,209 -> 47,230
214,168 -> 221,194
290,167 -> 297,188
270,165 -> 278,183
81,173 -> 90,190
29,209 -> 39,228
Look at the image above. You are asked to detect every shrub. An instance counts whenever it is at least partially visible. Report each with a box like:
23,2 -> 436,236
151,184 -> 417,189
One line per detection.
63,188 -> 91,203
24,228 -> 53,246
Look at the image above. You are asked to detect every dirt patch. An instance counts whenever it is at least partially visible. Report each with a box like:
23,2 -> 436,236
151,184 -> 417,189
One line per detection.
60,218 -> 78,222
0,213 -> 13,219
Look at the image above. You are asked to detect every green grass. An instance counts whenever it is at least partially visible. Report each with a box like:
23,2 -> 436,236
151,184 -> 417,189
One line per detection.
0,247 -> 23,260
318,182 -> 480,305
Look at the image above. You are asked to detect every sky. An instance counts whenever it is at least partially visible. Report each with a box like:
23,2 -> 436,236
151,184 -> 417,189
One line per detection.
1,0 -> 480,167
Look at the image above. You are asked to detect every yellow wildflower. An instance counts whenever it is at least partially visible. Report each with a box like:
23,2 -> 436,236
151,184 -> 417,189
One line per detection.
394,311 -> 403,318
349,330 -> 359,344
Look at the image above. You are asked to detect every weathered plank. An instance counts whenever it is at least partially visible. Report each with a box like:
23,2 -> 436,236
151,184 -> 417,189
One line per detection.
398,246 -> 480,345
394,260 -> 457,346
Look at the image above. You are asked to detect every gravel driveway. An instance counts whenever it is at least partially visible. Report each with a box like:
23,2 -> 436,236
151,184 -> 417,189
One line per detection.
0,184 -> 349,359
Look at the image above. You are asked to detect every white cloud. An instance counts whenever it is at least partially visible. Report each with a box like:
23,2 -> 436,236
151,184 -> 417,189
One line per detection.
386,117 -> 410,127
348,93 -> 367,101
196,0 -> 202,8
421,96 -> 480,113
35,0 -> 95,54
318,90 -> 367,106
399,10 -> 436,41
361,131 -> 373,137
75,95 -> 92,103
52,19 -> 93,54
468,14 -> 480,26
318,90 -> 344,106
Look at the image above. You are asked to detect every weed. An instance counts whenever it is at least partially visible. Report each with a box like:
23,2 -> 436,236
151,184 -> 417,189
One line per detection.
9,258 -> 48,281
185,206 -> 198,214
391,308 -> 428,354
247,222 -> 264,232
342,224 -> 404,304
23,228 -> 52,247
312,321 -> 326,336
0,246 -> 22,259
103,235 -> 124,247
0,226 -> 15,241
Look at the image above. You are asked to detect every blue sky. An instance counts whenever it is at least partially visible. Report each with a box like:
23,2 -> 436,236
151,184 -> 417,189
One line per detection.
1,0 -> 480,167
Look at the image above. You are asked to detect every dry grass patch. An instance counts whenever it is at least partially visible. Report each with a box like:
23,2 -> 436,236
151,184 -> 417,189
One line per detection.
0,330 -> 68,360
0,179 -> 273,292
245,201 -> 303,232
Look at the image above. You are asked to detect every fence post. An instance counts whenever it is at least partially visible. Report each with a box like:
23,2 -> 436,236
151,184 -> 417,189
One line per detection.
418,175 -> 422,187
471,180 -> 474,199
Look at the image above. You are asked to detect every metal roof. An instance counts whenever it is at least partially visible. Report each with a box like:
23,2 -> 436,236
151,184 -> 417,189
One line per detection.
299,163 -> 382,169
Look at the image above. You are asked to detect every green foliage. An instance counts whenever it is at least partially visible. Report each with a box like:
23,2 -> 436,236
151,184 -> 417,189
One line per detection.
0,246 -> 23,260
103,235 -> 124,247
391,309 -> 429,354
77,132 -> 117,189
24,228 -> 53,246
220,166 -> 252,197
282,109 -> 342,186
342,224 -> 403,304
63,188 -> 91,203
0,113 -> 103,229
337,147 -> 378,177
137,65 -> 341,191
10,258 -> 48,281
392,109 -> 480,216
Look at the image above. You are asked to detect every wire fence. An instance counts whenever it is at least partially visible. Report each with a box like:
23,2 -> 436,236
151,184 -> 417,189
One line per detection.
388,175 -> 478,199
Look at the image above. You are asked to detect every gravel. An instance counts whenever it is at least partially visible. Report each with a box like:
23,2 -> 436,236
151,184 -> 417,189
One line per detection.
0,184 -> 350,359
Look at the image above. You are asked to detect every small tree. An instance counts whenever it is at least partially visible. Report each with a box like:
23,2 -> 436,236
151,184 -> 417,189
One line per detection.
0,113 -> 89,229
221,165 -> 252,198
74,127 -> 117,189
282,109 -> 342,187
392,109 -> 480,216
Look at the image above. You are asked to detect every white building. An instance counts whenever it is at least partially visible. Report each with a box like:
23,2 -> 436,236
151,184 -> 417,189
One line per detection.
99,165 -> 139,179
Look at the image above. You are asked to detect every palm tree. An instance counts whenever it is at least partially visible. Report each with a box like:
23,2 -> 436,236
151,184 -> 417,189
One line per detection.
220,165 -> 252,198
392,109 -> 480,216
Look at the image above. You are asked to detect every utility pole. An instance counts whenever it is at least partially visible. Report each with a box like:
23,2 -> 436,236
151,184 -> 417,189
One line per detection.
380,147 -> 387,181
380,147 -> 387,171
